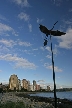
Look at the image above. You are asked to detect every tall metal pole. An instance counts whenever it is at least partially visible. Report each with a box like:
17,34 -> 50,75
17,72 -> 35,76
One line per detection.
50,34 -> 57,108
50,21 -> 58,108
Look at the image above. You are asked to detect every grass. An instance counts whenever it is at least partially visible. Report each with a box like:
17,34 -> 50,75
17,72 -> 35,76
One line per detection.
0,101 -> 32,108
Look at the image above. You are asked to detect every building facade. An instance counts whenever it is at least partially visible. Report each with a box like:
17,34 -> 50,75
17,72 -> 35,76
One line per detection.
22,79 -> 28,90
36,84 -> 40,91
47,86 -> 50,91
27,80 -> 31,91
18,79 -> 21,90
33,80 -> 36,90
9,74 -> 19,90
33,80 -> 36,86
30,85 -> 33,91
33,85 -> 36,91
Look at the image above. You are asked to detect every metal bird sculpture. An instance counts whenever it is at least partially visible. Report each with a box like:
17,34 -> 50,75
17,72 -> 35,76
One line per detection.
39,21 -> 66,108
39,24 -> 66,37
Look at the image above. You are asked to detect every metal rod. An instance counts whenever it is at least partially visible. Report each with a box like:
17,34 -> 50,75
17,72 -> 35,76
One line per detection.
50,34 -> 57,108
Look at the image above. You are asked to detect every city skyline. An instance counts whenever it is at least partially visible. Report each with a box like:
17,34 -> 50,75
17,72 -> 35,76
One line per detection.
0,0 -> 72,90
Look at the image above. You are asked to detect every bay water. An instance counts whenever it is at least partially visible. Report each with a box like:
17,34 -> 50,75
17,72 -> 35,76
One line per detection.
30,91 -> 72,101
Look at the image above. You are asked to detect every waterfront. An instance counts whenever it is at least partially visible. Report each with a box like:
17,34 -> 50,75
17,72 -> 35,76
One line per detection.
30,91 -> 72,100
0,91 -> 72,100
15,92 -> 72,108
0,92 -> 72,108
0,92 -> 54,108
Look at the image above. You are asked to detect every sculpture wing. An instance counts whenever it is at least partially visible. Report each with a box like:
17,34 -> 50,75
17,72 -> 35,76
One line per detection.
51,30 -> 66,36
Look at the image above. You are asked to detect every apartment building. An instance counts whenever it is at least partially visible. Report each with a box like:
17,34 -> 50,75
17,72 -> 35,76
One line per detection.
33,80 -> 36,90
22,79 -> 28,90
9,74 -> 19,90
27,80 -> 31,91
47,86 -> 50,91
36,84 -> 40,91
18,79 -> 21,90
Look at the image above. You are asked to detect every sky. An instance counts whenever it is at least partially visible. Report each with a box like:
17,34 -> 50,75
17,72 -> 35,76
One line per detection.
0,0 -> 72,90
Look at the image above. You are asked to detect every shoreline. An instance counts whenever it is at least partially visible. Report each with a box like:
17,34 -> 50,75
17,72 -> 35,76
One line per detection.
0,92 -> 54,108
15,92 -> 72,108
0,92 -> 72,108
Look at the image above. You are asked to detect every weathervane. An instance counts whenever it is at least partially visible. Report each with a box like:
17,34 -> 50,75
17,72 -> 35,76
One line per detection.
39,21 -> 66,108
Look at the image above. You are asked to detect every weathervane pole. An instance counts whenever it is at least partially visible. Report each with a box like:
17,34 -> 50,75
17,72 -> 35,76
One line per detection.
50,21 -> 58,108
50,34 -> 57,108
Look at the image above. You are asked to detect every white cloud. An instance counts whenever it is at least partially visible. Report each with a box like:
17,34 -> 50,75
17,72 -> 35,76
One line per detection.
0,54 -> 37,69
0,23 -> 12,32
40,46 -> 45,51
0,39 -> 32,48
45,45 -> 58,55
18,12 -> 30,22
18,12 -> 32,32
53,47 -> 58,55
37,18 -> 43,23
62,19 -> 72,25
46,55 -> 51,59
0,39 -> 17,48
37,80 -> 45,83
45,46 -> 51,52
13,0 -> 30,7
44,63 -> 63,72
56,28 -> 72,49
38,83 -> 46,88
0,23 -> 18,36
28,24 -> 32,32
0,45 -> 10,53
18,41 -> 32,46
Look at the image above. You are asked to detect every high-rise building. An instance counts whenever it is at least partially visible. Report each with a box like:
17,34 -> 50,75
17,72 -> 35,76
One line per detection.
33,80 -> 36,86
9,74 -> 19,90
18,79 -> 21,90
30,85 -> 33,91
36,84 -> 40,91
33,80 -> 36,90
33,85 -> 36,91
27,80 -> 31,91
47,86 -> 50,91
22,79 -> 28,90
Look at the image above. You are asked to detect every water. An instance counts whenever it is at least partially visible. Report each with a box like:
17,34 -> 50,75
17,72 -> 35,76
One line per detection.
30,91 -> 72,100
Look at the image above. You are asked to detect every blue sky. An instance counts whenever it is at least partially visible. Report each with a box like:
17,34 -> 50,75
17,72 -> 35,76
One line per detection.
0,0 -> 72,89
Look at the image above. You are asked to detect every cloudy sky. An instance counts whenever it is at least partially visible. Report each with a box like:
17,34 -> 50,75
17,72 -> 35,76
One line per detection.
0,0 -> 72,89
